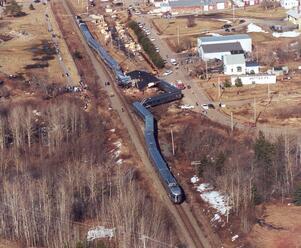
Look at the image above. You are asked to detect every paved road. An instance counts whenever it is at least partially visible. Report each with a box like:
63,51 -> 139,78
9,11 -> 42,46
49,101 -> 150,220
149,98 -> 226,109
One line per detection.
135,15 -> 301,137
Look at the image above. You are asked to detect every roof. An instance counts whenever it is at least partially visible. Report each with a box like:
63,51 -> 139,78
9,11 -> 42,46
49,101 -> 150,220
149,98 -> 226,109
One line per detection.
246,61 -> 259,67
201,42 -> 243,53
223,54 -> 245,65
198,34 -> 251,43
287,9 -> 301,19
168,0 -> 225,8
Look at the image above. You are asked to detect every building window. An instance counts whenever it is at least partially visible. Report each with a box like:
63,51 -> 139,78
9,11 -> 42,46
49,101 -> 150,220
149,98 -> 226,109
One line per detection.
237,66 -> 242,72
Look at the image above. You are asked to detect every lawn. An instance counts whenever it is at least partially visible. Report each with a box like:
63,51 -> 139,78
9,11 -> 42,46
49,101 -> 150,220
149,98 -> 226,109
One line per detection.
152,17 -> 224,36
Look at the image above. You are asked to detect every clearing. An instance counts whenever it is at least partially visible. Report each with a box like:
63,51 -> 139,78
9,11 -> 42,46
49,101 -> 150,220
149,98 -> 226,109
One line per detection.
0,0 -> 79,84
248,203 -> 301,248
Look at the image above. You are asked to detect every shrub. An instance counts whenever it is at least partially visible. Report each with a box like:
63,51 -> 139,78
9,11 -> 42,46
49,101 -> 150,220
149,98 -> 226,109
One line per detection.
29,4 -> 35,10
4,0 -> 26,17
224,79 -> 231,88
235,77 -> 243,87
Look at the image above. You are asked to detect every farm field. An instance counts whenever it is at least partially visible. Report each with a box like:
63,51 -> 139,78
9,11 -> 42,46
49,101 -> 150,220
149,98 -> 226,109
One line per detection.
0,0 -> 79,85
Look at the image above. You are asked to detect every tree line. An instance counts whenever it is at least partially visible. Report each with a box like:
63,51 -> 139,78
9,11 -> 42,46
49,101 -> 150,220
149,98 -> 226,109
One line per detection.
128,20 -> 165,69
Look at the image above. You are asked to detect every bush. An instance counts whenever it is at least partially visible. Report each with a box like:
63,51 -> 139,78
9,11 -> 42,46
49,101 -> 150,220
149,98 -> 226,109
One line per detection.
235,77 -> 243,87
224,80 -> 231,88
128,20 -> 165,69
29,3 -> 35,10
4,0 -> 26,17
73,50 -> 83,60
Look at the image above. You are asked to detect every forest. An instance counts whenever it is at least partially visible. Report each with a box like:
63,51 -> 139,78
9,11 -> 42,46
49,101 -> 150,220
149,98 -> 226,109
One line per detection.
175,119 -> 301,232
0,99 -> 177,248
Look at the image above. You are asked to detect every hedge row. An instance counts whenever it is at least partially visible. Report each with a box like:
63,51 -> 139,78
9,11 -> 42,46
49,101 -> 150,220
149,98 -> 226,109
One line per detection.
128,21 -> 165,69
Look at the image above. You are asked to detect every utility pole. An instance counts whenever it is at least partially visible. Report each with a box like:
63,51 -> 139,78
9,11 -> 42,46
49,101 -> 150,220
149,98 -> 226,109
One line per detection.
177,25 -> 180,47
231,112 -> 233,132
232,3 -> 235,22
218,77 -> 221,100
171,128 -> 175,156
205,60 -> 208,80
253,97 -> 256,124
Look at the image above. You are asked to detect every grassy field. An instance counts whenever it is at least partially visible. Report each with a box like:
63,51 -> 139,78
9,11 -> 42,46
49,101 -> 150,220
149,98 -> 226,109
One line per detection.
220,5 -> 287,19
0,0 -> 79,84
152,17 -> 224,36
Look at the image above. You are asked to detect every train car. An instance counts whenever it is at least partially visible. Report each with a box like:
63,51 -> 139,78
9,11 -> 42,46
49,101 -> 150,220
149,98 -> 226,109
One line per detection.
133,101 -> 184,204
76,19 -> 131,86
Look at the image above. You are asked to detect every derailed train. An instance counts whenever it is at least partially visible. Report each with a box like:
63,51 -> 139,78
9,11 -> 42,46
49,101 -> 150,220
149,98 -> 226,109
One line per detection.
133,80 -> 184,204
76,16 -> 131,86
75,16 -> 184,204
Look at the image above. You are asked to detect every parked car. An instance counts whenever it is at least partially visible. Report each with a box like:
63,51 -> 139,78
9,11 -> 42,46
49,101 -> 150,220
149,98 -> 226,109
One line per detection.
222,24 -> 232,29
163,70 -> 173,76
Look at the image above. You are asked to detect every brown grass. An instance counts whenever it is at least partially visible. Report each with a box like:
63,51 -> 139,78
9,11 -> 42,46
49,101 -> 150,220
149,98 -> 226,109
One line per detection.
152,17 -> 224,36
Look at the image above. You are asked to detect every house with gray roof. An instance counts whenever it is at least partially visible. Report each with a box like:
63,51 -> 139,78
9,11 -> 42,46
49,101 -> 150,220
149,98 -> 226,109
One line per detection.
199,42 -> 244,61
166,0 -> 231,13
223,54 -> 246,75
197,34 -> 252,53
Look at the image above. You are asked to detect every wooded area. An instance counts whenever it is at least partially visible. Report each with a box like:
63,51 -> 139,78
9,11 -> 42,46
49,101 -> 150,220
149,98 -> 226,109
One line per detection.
176,121 -> 301,232
0,100 -> 176,247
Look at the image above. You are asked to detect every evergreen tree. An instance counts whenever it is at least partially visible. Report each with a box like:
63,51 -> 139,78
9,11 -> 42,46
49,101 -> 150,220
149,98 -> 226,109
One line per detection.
293,185 -> 301,206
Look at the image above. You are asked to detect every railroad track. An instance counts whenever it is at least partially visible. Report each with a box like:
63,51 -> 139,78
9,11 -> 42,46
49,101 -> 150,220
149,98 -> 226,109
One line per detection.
54,1 -> 217,247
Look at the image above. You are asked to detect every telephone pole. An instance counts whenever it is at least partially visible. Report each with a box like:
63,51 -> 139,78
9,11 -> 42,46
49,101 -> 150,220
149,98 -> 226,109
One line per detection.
218,77 -> 221,100
171,128 -> 175,156
231,112 -> 233,132
177,25 -> 180,47
253,97 -> 256,123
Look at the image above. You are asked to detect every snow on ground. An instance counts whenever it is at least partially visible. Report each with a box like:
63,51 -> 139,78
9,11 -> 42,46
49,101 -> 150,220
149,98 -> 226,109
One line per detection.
272,31 -> 300,38
200,191 -> 230,215
206,32 -> 222,37
211,213 -> 221,223
111,140 -> 122,164
231,234 -> 239,242
110,128 -> 115,132
180,104 -> 195,109
247,23 -> 267,33
216,18 -> 232,24
190,175 -> 199,184
87,226 -> 115,241
196,183 -> 213,192
192,182 -> 230,216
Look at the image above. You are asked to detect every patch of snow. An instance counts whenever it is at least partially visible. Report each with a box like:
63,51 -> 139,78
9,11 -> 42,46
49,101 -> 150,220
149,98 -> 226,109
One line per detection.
216,19 -> 232,24
247,23 -> 267,33
180,104 -> 195,110
206,32 -> 222,37
196,183 -> 213,192
110,128 -> 116,132
211,213 -> 221,222
190,175 -> 199,184
113,141 -> 122,148
231,234 -> 239,242
272,31 -> 300,38
87,226 -> 115,241
116,158 -> 123,165
201,190 -> 230,215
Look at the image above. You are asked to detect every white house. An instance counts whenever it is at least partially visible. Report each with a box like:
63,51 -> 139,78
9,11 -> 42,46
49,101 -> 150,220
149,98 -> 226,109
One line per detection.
231,74 -> 276,85
280,0 -> 298,9
223,54 -> 246,75
197,34 -> 252,53
246,61 -> 260,74
199,42 -> 244,61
